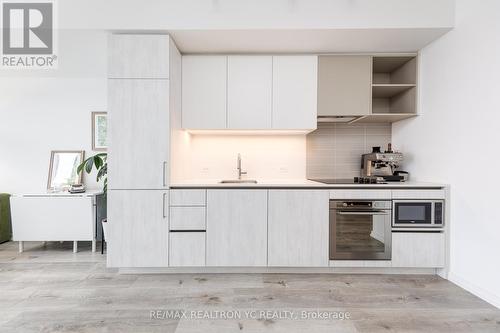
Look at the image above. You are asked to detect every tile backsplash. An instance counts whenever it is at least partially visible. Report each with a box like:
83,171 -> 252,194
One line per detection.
306,123 -> 392,179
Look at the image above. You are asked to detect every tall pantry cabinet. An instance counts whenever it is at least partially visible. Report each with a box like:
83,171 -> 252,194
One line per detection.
107,34 -> 181,267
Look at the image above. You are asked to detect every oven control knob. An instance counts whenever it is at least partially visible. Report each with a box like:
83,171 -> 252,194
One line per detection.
343,203 -> 347,207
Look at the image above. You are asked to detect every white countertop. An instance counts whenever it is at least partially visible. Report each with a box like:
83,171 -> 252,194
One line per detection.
170,179 -> 446,189
13,190 -> 104,197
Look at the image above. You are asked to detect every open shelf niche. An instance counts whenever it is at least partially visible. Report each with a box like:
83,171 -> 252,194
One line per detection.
367,55 -> 418,122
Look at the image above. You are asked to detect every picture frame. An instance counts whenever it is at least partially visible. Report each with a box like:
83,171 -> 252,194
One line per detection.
47,150 -> 85,191
92,112 -> 107,151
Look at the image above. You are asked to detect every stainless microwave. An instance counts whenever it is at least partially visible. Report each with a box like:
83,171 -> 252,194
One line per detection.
392,200 -> 444,228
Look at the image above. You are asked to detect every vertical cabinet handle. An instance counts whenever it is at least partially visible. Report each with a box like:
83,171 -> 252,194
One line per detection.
162,161 -> 167,187
162,192 -> 167,218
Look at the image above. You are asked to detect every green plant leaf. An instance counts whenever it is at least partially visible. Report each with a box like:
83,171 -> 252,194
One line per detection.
76,153 -> 107,194
85,158 -> 94,174
94,156 -> 103,170
96,167 -> 106,181
77,161 -> 85,174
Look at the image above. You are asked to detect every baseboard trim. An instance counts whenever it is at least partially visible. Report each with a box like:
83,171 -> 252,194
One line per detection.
118,267 -> 437,275
448,272 -> 500,309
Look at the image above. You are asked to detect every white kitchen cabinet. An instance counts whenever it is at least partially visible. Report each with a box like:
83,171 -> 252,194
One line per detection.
182,56 -> 227,129
272,56 -> 318,130
392,232 -> 445,268
169,232 -> 206,266
108,34 -> 170,79
227,56 -> 272,129
268,190 -> 329,267
169,206 -> 206,230
206,190 -> 268,266
108,79 -> 169,190
107,190 -> 169,267
170,189 -> 206,206
329,190 -> 391,200
391,190 -> 445,200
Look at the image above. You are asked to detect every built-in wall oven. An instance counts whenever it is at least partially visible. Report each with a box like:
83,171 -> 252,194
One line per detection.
392,200 -> 444,228
329,200 -> 392,260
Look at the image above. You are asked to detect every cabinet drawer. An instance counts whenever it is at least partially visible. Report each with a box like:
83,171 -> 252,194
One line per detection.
169,207 -> 206,230
170,189 -> 206,206
329,190 -> 391,200
392,232 -> 445,268
392,190 -> 445,199
169,232 -> 205,266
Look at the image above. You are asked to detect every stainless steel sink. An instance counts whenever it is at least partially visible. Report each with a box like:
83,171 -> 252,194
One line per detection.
219,179 -> 258,184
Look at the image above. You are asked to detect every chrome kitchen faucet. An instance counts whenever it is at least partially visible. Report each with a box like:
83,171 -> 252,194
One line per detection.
237,153 -> 247,180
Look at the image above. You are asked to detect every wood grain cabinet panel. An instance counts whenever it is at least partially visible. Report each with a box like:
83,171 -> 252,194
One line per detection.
107,190 -> 169,267
108,79 -> 169,190
392,232 -> 445,268
169,207 -> 206,231
268,190 -> 329,267
108,34 -> 170,79
329,190 -> 391,200
169,232 -> 206,267
169,189 -> 206,206
206,190 -> 268,266
391,190 -> 445,199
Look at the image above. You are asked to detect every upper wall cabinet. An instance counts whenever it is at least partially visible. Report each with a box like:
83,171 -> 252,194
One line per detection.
181,55 -> 317,131
317,55 -> 372,117
272,56 -> 318,130
227,56 -> 272,129
182,56 -> 227,129
108,34 -> 170,79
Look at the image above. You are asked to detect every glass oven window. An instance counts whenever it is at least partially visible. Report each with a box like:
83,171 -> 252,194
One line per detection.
335,213 -> 388,255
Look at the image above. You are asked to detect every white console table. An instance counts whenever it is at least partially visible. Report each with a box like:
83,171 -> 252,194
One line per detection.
10,191 -> 102,253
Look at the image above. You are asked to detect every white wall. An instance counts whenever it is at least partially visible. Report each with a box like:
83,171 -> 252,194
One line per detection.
392,0 -> 500,307
0,30 -> 107,193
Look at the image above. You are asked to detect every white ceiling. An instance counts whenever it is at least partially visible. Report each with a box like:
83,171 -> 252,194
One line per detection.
169,28 -> 452,54
56,0 -> 455,54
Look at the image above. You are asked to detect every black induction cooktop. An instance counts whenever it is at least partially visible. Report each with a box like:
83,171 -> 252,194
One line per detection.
309,178 -> 357,184
309,177 -> 391,184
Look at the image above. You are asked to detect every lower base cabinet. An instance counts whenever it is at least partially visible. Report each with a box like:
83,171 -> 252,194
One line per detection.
392,232 -> 445,268
169,232 -> 206,266
268,190 -> 329,267
206,190 -> 268,266
107,190 -> 169,267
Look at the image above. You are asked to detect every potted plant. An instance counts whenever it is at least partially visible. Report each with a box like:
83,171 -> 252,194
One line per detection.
78,153 -> 108,239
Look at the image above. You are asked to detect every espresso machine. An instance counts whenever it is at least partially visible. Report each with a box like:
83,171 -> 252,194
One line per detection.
359,145 -> 405,182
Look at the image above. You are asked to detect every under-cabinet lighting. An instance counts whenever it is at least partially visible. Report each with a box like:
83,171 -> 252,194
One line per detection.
185,129 -> 312,136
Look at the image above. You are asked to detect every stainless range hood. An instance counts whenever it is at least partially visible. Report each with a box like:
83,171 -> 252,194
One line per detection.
317,116 -> 362,123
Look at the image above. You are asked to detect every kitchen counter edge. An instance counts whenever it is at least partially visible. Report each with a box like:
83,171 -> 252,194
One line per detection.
169,181 -> 446,189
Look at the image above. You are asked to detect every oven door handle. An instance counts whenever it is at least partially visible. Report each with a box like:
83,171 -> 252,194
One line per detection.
337,211 -> 389,216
